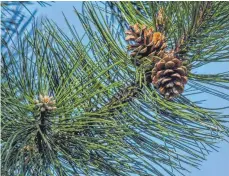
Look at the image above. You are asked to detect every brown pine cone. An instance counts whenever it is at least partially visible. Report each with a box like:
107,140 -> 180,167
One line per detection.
125,24 -> 167,60
151,51 -> 188,99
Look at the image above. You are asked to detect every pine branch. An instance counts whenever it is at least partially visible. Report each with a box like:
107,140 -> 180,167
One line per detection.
2,2 -> 229,175
103,83 -> 140,113
75,2 -> 229,175
1,20 -> 146,175
92,1 -> 229,100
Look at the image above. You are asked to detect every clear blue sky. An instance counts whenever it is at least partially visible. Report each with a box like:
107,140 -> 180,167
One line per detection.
30,2 -> 229,176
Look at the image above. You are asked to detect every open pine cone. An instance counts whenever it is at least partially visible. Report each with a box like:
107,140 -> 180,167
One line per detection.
125,24 -> 167,60
151,51 -> 188,99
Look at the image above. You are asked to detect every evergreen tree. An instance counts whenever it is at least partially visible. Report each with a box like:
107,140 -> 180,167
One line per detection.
1,1 -> 229,176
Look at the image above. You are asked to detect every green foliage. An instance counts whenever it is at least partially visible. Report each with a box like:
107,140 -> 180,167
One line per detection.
1,1 -> 229,176
104,1 -> 229,99
1,1 -> 50,45
1,23 -> 135,175
78,1 -> 229,175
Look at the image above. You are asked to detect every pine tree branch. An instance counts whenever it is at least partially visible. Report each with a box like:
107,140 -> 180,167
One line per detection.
76,2 -> 229,175
1,20 -> 143,175
2,3 -> 229,175
105,83 -> 140,111
35,111 -> 47,153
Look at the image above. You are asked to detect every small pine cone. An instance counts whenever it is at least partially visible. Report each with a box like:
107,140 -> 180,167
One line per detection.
151,51 -> 188,100
35,94 -> 57,112
22,145 -> 35,153
156,8 -> 167,32
125,24 -> 166,61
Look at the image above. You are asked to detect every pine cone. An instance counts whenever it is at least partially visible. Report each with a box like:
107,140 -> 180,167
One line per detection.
151,51 -> 188,99
125,24 -> 167,60
156,8 -> 167,32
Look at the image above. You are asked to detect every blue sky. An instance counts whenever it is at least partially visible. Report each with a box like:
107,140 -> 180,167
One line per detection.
30,2 -> 229,176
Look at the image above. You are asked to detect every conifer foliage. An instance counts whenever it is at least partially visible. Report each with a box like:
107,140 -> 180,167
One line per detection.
1,1 -> 229,176
1,25 -> 136,175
